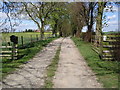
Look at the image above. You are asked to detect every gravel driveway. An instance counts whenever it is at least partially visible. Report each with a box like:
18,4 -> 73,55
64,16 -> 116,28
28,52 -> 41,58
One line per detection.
53,37 -> 102,88
2,37 -> 102,88
2,38 -> 63,88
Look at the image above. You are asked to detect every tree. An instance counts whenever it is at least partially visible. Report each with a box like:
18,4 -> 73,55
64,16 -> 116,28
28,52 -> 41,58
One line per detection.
95,2 -> 107,56
47,2 -> 69,37
79,2 -> 97,42
22,2 -> 57,39
68,2 -> 97,40
70,2 -> 86,37
0,2 -> 21,33
25,29 -> 34,32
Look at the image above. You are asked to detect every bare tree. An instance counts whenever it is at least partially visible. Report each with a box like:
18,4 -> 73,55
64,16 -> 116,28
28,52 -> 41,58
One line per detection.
0,2 -> 21,33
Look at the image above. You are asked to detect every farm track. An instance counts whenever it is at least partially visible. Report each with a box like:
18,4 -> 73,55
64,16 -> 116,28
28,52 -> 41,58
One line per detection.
53,37 -> 102,88
2,38 -> 63,88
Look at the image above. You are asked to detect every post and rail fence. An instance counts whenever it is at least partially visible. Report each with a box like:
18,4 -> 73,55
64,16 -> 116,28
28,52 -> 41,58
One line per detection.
91,33 -> 120,61
0,43 -> 18,60
1,34 -> 53,60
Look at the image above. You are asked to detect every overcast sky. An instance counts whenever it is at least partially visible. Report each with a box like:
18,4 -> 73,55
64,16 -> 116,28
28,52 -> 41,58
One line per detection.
0,2 -> 119,32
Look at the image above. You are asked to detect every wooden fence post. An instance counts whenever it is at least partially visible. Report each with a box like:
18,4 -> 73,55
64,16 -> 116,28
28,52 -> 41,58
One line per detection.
21,36 -> 23,47
30,35 -> 32,43
12,43 -> 15,60
8,42 -> 11,51
12,43 -> 18,60
36,35 -> 38,41
45,35 -> 47,40
15,44 -> 18,59
99,35 -> 103,59
11,43 -> 14,60
49,34 -> 51,38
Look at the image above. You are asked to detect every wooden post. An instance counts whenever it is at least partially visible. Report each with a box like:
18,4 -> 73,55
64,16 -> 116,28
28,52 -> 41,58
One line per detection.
51,33 -> 52,37
12,43 -> 18,60
36,35 -> 38,41
12,43 -> 15,60
8,42 -> 11,51
10,35 -> 18,60
15,44 -> 18,60
91,35 -> 92,44
30,35 -> 32,43
45,35 -> 47,40
100,35 -> 103,59
49,34 -> 50,38
21,36 -> 24,47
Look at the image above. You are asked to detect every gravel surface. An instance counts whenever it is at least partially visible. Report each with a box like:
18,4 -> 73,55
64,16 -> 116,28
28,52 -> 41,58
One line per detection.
2,38 -> 63,88
53,37 -> 102,88
2,37 -> 102,88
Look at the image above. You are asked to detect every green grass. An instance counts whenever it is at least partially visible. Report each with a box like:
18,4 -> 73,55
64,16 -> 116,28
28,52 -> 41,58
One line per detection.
44,45 -> 61,88
72,37 -> 119,88
2,37 -> 57,79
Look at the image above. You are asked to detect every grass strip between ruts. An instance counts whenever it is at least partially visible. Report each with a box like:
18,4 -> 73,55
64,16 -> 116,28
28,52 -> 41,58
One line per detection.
44,44 -> 61,88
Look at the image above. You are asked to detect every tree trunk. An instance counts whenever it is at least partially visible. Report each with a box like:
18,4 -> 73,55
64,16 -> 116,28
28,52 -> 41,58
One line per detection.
52,21 -> 58,37
95,2 -> 106,56
41,27 -> 44,39
73,29 -> 76,37
84,2 -> 94,42
55,19 -> 58,37
75,27 -> 81,38
59,28 -> 62,37
84,25 -> 92,42
40,21 -> 45,40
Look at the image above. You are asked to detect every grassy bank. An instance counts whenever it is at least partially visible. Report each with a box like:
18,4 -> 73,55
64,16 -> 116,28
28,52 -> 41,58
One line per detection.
2,37 -> 57,79
72,37 -> 119,88
44,45 -> 61,88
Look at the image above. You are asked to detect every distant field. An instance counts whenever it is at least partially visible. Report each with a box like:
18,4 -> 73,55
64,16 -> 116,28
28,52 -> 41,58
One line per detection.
2,32 -> 52,46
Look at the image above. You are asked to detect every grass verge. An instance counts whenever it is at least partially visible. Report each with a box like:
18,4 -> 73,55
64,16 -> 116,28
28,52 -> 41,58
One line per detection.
72,37 -> 119,88
44,45 -> 61,88
2,37 -> 57,79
